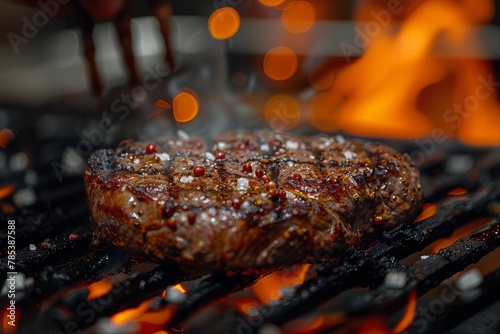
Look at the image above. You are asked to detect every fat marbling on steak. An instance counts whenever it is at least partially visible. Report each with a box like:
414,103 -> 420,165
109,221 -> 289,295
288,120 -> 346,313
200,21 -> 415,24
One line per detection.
84,131 -> 423,273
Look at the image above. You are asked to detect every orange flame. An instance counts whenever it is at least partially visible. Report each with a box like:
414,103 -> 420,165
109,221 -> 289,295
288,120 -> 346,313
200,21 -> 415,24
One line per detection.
431,217 -> 488,253
134,306 -> 175,333
358,319 -> 389,334
110,299 -> 176,333
329,0 -> 500,144
87,279 -> 113,300
172,283 -> 186,294
447,187 -> 468,196
252,264 -> 310,304
392,289 -> 417,334
0,184 -> 15,200
111,300 -> 152,326
234,297 -> 260,315
414,203 -> 437,223
2,307 -> 18,334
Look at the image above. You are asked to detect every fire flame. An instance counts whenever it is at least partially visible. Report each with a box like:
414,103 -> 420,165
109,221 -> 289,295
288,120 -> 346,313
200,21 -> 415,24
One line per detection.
172,283 -> 186,294
392,289 -> 417,334
2,307 -> 18,334
447,187 -> 468,196
87,279 -> 113,300
323,0 -> 500,144
110,299 -> 175,333
109,284 -> 184,331
414,203 -> 438,223
431,217 -> 488,253
252,264 -> 310,304
0,184 -> 15,200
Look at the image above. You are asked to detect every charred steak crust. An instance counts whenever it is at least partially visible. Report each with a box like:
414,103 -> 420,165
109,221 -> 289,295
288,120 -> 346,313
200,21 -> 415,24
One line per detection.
84,131 -> 423,272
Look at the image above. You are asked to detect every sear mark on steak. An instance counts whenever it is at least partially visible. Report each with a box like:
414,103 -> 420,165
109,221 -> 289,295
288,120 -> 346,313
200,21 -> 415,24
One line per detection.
83,131 -> 423,273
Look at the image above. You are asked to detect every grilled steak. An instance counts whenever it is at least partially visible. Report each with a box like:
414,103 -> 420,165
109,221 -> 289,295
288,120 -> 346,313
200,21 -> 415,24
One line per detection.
84,131 -> 423,273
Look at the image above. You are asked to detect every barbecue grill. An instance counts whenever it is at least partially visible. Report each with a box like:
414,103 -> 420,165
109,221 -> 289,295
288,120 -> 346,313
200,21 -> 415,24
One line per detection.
1,1 -> 500,333
1,113 -> 499,333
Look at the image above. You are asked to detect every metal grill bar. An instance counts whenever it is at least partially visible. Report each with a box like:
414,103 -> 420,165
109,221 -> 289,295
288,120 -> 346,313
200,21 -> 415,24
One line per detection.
1,139 -> 499,334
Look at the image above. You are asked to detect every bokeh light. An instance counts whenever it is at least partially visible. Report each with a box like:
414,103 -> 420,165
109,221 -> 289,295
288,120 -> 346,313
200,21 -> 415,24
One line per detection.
173,91 -> 199,123
263,46 -> 298,81
282,1 -> 316,34
308,64 -> 335,90
307,92 -> 341,132
258,0 -> 286,6
232,72 -> 247,85
208,7 -> 241,40
264,94 -> 301,131
0,128 -> 15,148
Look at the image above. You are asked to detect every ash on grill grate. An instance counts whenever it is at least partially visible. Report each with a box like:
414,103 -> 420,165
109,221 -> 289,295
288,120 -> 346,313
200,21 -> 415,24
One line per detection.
1,137 -> 500,334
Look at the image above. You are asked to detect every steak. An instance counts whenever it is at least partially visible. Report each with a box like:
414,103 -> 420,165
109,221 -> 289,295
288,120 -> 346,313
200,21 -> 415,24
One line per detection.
84,131 -> 423,273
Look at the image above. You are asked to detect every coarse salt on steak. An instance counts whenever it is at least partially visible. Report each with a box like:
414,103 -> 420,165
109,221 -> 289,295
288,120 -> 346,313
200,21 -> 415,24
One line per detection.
84,131 -> 423,273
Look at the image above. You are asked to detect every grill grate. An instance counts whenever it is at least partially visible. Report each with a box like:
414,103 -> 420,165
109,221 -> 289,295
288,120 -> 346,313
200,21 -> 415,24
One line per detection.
1,136 -> 500,334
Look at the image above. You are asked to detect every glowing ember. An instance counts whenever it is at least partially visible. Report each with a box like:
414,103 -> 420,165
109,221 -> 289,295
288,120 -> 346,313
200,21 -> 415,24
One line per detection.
234,297 -> 260,315
258,0 -> 286,6
2,307 -> 18,334
111,300 -> 151,326
431,218 -> 488,253
447,187 -> 468,196
172,91 -> 199,123
263,46 -> 298,81
208,7 -> 240,40
111,298 -> 176,333
282,1 -> 316,34
137,306 -> 175,333
87,279 -> 113,300
414,203 -> 437,222
264,94 -> 301,131
252,264 -> 310,304
357,319 -> 389,334
0,184 -> 15,200
392,289 -> 417,333
172,283 -> 186,294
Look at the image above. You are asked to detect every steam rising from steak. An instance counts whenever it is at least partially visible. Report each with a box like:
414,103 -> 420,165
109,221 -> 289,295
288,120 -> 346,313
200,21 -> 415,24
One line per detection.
83,131 -> 423,272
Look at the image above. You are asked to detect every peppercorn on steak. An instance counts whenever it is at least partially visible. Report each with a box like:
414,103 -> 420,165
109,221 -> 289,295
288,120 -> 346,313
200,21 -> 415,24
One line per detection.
84,131 -> 423,273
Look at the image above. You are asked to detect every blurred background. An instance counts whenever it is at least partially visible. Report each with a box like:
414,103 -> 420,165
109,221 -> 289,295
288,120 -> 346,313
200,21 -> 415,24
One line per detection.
0,0 -> 500,183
